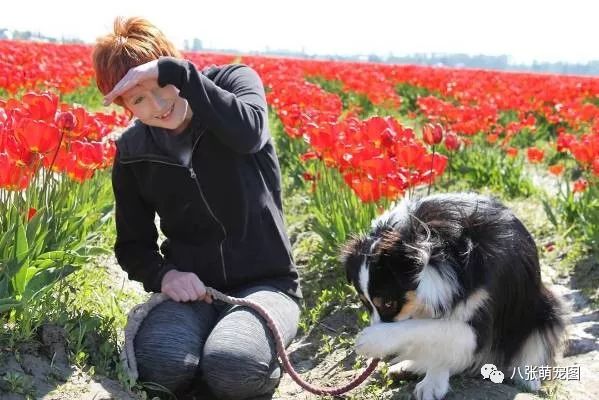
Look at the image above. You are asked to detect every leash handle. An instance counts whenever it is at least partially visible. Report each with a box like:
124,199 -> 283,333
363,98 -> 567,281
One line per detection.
206,287 -> 380,396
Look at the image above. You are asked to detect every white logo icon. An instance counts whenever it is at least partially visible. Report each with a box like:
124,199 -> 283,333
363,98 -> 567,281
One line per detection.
490,370 -> 505,383
481,363 -> 496,379
481,363 -> 504,383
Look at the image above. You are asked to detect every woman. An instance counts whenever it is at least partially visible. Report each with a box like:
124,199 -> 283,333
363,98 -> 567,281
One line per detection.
93,17 -> 302,400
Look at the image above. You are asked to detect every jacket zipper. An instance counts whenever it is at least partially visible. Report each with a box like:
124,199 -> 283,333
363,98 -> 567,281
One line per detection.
188,132 -> 228,284
119,129 -> 228,285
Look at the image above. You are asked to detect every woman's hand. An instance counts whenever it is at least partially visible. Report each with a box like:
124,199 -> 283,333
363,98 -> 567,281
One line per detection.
161,269 -> 213,303
103,59 -> 160,106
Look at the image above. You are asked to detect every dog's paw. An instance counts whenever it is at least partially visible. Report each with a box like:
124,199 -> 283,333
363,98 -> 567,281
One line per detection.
514,377 -> 541,392
355,324 -> 396,359
388,360 -> 421,381
414,370 -> 450,400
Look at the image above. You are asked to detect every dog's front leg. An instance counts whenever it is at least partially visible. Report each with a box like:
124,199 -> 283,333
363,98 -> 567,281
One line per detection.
355,322 -> 409,360
415,368 -> 450,400
356,319 -> 477,400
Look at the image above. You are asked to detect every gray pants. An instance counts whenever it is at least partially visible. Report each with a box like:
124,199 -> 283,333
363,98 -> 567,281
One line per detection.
134,285 -> 300,400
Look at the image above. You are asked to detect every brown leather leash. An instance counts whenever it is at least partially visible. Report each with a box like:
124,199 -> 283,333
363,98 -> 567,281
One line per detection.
205,287 -> 380,396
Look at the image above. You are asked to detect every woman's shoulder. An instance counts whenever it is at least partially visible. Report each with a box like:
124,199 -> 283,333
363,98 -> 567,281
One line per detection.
202,63 -> 260,86
201,62 -> 251,75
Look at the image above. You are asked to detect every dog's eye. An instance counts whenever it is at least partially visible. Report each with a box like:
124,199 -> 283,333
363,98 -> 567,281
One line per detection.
383,300 -> 397,309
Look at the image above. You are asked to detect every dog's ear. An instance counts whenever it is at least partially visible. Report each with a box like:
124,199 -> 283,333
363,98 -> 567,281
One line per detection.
339,234 -> 367,283
339,233 -> 366,262
378,228 -> 403,256
377,228 -> 422,283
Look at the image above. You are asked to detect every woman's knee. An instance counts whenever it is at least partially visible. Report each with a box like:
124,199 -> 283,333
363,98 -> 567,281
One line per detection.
133,300 -> 214,392
198,288 -> 299,398
200,348 -> 280,399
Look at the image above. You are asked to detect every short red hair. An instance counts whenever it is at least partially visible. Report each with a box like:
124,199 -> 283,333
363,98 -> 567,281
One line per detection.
92,17 -> 181,106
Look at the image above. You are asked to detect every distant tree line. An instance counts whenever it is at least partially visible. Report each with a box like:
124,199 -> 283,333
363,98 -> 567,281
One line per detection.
379,53 -> 599,77
0,28 -> 84,44
1,28 -> 596,76
262,50 -> 599,77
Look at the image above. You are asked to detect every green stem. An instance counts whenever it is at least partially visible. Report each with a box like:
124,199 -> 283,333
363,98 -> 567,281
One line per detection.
427,146 -> 436,195
41,129 -> 66,209
450,151 -> 454,189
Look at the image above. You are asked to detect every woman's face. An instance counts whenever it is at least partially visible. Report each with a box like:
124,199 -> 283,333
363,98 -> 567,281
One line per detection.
121,80 -> 192,134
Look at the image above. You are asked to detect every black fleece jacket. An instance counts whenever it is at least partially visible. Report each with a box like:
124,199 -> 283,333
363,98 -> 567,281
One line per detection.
111,57 -> 301,298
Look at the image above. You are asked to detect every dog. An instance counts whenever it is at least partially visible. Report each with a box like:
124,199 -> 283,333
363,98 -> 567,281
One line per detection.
342,193 -> 565,400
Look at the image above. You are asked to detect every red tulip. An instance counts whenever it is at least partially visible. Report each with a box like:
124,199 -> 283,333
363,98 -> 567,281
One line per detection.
22,92 -> 58,122
300,151 -> 319,162
0,152 -> 31,190
506,147 -> 519,158
572,178 -> 588,193
486,133 -> 499,144
101,141 -> 117,168
548,164 -> 565,176
67,164 -> 95,183
71,140 -> 104,169
569,143 -> 593,166
5,134 -> 34,167
56,111 -> 77,131
42,143 -> 72,173
526,147 -> 544,163
395,143 -> 426,169
73,106 -> 89,130
15,118 -> 61,154
302,172 -> 315,181
421,153 -> 448,180
444,131 -> 460,151
422,123 -> 444,145
556,132 -> 576,152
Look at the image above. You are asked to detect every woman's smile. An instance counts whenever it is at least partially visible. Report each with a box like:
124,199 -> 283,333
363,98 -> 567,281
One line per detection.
155,103 -> 175,120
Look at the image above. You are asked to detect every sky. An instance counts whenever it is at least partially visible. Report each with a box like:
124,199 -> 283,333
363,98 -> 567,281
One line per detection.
0,0 -> 596,64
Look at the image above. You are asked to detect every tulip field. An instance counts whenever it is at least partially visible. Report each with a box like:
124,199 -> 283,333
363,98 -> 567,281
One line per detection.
1,39 -> 598,399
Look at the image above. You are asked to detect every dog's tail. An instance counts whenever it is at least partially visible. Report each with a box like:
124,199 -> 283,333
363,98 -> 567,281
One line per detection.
508,285 -> 567,390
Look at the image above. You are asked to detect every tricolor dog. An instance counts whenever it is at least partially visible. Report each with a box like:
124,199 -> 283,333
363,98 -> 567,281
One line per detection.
342,193 -> 565,400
